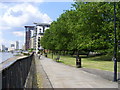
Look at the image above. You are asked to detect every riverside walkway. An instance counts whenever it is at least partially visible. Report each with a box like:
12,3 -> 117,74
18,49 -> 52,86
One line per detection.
35,55 -> 118,88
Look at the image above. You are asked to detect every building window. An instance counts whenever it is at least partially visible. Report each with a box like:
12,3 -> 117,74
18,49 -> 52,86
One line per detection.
39,28 -> 41,33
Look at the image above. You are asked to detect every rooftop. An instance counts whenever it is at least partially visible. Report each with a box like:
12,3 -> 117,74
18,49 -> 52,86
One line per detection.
34,23 -> 50,26
24,26 -> 35,28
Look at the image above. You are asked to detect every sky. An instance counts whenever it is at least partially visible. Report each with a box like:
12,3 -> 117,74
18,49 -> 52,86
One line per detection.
0,0 -> 74,49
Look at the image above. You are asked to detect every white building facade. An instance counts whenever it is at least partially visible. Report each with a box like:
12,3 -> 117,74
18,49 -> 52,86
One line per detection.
34,23 -> 50,54
30,37 -> 34,49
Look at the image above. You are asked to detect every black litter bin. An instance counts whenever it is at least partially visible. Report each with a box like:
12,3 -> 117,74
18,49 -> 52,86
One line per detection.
76,57 -> 81,68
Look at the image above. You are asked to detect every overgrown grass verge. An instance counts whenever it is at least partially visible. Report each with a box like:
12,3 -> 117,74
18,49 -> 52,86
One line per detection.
47,53 -> 120,72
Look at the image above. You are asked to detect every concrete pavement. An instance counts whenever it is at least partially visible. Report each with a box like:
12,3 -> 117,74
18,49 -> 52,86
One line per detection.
36,55 -> 118,88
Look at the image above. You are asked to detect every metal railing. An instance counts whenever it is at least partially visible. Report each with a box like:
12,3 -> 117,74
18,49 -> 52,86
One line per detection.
2,53 -> 34,89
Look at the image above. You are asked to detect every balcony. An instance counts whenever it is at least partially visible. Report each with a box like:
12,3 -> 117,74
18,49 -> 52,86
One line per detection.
39,33 -> 44,35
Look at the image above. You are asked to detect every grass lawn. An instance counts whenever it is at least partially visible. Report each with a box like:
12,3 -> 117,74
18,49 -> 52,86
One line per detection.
47,53 -> 120,72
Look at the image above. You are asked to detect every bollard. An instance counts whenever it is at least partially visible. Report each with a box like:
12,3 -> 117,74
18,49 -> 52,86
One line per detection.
76,57 -> 81,68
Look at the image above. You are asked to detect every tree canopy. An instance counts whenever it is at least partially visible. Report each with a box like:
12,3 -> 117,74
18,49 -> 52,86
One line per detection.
41,2 -> 120,54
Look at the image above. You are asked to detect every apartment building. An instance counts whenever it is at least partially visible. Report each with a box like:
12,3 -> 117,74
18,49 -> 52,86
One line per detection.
25,26 -> 34,50
34,23 -> 50,54
25,23 -> 50,53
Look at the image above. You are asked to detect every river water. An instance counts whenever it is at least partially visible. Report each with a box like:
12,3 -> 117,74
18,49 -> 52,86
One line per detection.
0,52 -> 15,63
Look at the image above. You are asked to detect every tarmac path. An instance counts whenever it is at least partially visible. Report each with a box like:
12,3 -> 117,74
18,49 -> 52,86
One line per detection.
38,55 -> 118,88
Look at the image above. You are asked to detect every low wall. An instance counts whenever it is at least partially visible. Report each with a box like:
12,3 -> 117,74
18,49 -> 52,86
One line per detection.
24,54 -> 37,88
2,53 -> 36,89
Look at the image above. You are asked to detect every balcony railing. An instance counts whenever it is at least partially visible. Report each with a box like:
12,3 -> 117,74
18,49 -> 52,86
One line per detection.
39,33 -> 44,35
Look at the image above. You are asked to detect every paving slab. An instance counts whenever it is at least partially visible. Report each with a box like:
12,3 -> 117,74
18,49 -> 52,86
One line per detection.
38,55 -> 118,88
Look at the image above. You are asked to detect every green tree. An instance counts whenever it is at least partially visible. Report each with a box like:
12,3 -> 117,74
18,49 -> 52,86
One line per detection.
41,2 -> 120,55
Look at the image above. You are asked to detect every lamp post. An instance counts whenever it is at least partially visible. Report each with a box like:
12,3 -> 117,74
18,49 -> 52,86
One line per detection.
113,2 -> 117,82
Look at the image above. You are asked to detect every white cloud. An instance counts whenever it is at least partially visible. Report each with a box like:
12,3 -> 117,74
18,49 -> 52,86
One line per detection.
12,31 -> 25,37
0,3 -> 52,31
0,0 -> 74,2
0,3 -> 7,9
0,0 -> 44,2
0,37 -> 8,47
0,31 -> 8,49
0,26 -> 11,30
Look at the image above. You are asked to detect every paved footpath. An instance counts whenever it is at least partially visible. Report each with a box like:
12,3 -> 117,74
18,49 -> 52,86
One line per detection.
37,55 -> 118,88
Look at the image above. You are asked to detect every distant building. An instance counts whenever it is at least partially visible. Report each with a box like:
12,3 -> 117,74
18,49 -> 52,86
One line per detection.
15,41 -> 19,50
1,45 -> 8,52
8,44 -> 15,51
11,44 -> 15,48
5,47 -> 8,51
1,45 -> 6,51
25,26 -> 34,50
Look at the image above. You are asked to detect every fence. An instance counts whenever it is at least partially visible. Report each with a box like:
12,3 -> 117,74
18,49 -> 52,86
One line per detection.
2,53 -> 35,89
